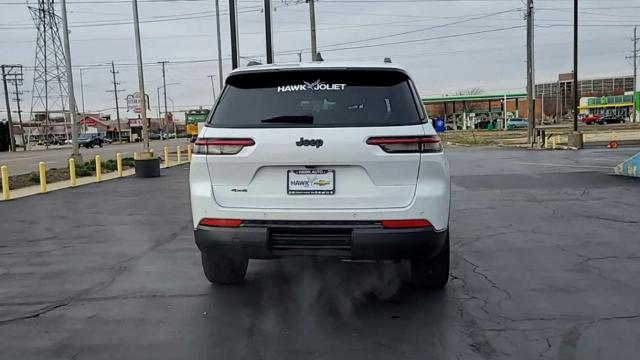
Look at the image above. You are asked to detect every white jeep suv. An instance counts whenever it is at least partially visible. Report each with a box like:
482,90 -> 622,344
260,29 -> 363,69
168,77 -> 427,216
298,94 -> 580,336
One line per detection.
189,62 -> 451,287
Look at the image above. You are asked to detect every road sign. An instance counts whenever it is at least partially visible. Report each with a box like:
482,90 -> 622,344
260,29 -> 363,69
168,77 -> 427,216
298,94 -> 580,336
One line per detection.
126,92 -> 150,113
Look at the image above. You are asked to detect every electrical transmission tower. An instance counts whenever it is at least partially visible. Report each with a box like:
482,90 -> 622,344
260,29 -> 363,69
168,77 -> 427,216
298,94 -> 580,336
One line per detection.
28,0 -> 71,141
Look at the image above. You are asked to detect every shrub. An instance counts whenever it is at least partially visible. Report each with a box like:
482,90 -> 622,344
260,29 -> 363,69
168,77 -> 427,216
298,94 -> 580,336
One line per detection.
76,167 -> 92,177
122,157 -> 135,167
30,172 -> 40,183
74,162 -> 93,177
104,159 -> 117,172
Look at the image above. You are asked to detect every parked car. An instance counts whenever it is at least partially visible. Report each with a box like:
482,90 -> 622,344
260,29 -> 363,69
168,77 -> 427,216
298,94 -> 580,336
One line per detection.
78,133 -> 104,148
149,132 -> 161,140
506,118 -> 528,130
597,115 -> 625,125
189,61 -> 451,288
580,114 -> 601,125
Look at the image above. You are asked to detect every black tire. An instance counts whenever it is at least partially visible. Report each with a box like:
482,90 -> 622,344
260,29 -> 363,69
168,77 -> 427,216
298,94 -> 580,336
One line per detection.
411,232 -> 450,288
201,251 -> 248,285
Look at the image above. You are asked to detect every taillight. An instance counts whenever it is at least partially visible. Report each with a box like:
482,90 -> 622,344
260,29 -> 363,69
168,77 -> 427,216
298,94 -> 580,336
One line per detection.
199,218 -> 242,227
366,136 -> 442,153
193,138 -> 255,155
382,219 -> 432,229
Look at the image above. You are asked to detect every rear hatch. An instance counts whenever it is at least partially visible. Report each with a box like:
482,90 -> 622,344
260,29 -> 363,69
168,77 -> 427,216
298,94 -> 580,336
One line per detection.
199,68 -> 429,210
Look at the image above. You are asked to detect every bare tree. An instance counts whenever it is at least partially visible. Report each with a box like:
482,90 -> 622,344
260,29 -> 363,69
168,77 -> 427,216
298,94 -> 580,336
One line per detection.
454,87 -> 484,96
453,88 -> 484,112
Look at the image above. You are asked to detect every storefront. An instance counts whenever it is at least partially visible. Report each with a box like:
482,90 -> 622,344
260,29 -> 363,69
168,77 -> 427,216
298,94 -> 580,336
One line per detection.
578,92 -> 640,120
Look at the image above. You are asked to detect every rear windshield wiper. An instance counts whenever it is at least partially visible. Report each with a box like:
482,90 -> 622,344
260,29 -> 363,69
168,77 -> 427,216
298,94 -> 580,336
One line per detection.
260,115 -> 314,124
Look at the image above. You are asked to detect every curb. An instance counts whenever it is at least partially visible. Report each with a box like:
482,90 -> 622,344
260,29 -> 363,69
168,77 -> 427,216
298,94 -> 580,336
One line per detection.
0,162 -> 189,202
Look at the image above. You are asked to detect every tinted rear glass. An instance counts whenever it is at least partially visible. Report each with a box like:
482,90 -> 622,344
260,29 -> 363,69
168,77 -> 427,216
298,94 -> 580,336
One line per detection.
209,69 -> 423,128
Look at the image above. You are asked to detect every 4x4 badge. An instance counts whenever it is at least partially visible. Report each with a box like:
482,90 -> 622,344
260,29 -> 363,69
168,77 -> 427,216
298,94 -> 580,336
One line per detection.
296,137 -> 324,148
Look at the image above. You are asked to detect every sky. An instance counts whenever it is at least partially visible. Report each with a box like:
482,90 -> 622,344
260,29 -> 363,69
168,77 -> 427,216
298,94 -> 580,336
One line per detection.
1,0 -> 639,120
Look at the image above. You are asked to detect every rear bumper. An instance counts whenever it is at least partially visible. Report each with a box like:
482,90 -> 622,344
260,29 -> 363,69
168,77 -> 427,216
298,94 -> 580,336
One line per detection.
194,222 -> 448,260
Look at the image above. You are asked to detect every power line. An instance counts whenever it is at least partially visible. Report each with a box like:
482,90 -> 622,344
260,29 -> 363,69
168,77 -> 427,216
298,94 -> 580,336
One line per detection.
296,8 -> 521,51
278,25 -> 525,55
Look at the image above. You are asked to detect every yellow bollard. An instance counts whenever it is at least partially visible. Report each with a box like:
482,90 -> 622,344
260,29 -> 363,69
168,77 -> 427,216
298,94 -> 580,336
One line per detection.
69,158 -> 77,187
133,152 -> 138,160
164,146 -> 169,168
95,155 -> 102,182
552,135 -> 557,150
39,161 -> 47,193
187,144 -> 192,162
176,145 -> 182,164
116,153 -> 123,177
1,165 -> 10,201
611,132 -> 617,142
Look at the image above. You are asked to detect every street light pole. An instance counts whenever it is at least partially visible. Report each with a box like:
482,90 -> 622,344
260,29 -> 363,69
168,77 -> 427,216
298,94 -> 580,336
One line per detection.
229,0 -> 240,69
309,0 -> 317,60
526,0 -> 535,145
60,0 -> 81,161
264,0 -> 273,63
159,61 -> 169,139
132,0 -> 150,155
215,0 -> 224,90
208,74 -> 216,101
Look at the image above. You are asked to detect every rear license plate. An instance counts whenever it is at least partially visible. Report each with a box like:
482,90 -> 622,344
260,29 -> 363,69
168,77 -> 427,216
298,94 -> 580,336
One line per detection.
287,169 -> 335,195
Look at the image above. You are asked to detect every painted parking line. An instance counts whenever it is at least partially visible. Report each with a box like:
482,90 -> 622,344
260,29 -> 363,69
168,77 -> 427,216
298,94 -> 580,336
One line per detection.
515,162 -> 611,170
0,156 -> 46,163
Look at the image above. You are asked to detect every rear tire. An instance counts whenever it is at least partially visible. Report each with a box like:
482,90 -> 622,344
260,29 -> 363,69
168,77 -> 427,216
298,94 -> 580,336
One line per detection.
201,251 -> 248,285
411,232 -> 450,288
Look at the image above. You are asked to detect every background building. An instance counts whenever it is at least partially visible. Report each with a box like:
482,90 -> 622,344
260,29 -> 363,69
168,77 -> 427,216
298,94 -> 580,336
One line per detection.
536,73 -> 635,119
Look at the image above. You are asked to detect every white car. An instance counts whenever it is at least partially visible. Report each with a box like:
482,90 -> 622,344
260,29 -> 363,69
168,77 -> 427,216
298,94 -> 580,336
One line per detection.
189,61 -> 451,287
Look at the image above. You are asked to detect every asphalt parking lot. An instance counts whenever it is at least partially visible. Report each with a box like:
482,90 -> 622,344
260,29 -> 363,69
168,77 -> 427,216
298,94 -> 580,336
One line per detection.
1,147 -> 639,359
0,138 -> 186,175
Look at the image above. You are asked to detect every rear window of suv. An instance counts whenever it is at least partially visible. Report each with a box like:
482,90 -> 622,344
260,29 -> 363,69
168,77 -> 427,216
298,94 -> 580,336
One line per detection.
209,69 -> 424,128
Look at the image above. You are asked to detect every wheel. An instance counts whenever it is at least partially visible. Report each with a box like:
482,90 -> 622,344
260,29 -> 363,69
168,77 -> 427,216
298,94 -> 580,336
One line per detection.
411,232 -> 450,288
99,142 -> 103,148
201,251 -> 248,285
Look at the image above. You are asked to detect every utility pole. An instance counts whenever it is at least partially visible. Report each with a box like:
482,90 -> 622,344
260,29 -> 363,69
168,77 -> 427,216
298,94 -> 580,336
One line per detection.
156,87 -> 161,128
526,0 -> 535,145
215,0 -> 224,90
572,0 -> 578,133
208,75 -> 216,101
264,0 -> 274,63
109,61 -> 124,143
159,61 -> 169,139
1,65 -> 16,152
60,0 -> 81,161
12,80 -> 26,150
132,0 -> 150,155
633,27 -> 638,122
309,0 -> 318,61
229,0 -> 240,69
79,69 -> 86,115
